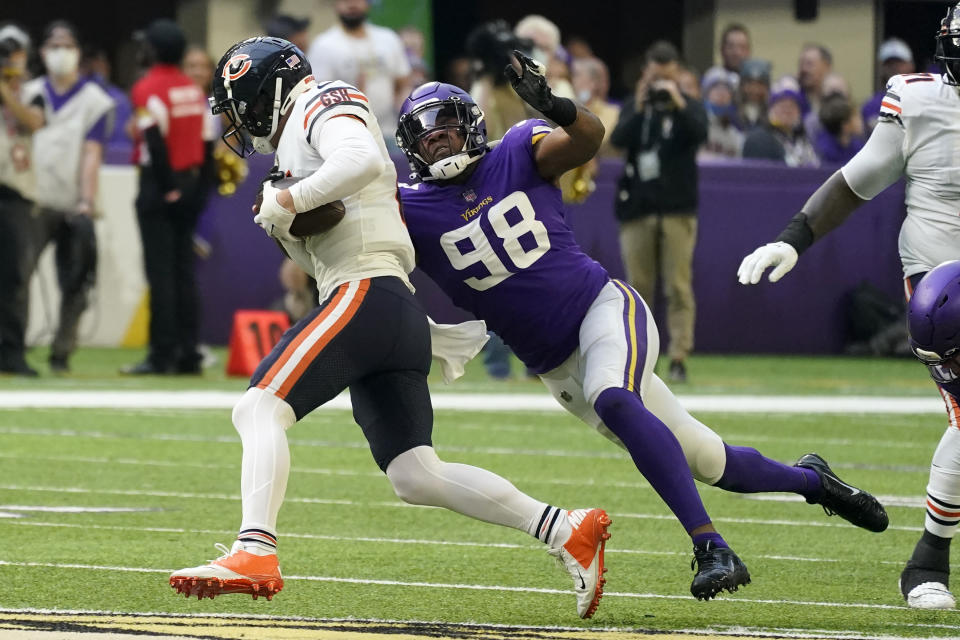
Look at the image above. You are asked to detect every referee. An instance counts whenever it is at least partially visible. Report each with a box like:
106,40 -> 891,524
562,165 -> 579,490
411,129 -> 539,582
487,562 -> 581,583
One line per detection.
123,20 -> 208,375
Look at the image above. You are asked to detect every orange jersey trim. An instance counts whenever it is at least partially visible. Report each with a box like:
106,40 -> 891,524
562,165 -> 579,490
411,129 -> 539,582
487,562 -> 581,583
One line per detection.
880,101 -> 902,114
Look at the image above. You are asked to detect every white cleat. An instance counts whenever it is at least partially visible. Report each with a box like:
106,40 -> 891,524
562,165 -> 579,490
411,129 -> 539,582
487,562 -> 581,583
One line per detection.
548,508 -> 612,619
902,579 -> 957,610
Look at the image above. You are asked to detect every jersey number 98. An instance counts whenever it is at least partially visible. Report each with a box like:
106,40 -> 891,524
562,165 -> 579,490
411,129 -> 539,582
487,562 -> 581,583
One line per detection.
439,191 -> 550,290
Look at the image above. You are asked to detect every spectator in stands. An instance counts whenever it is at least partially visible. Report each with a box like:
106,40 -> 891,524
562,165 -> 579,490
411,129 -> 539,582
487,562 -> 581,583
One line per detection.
81,47 -> 132,162
571,56 -> 619,154
812,92 -> 865,165
803,71 -> 850,139
861,38 -> 914,133
565,35 -> 594,61
20,21 -> 114,374
398,25 -> 429,87
700,67 -> 743,158
676,64 -> 701,100
265,14 -> 310,53
705,23 -> 751,90
307,0 -> 410,144
0,24 -> 38,376
743,76 -> 818,168
797,43 -> 833,116
611,40 -> 707,383
123,19 -> 208,375
182,44 -> 220,259
466,20 -> 531,140
443,56 -> 471,91
514,14 -> 575,100
738,58 -> 771,129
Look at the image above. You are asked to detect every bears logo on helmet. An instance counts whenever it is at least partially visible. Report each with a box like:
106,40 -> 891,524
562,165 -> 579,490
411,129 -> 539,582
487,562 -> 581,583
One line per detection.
222,54 -> 252,81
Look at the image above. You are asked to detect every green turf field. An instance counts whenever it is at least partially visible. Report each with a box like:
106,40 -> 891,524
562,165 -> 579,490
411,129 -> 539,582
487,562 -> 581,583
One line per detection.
1,351 -> 958,638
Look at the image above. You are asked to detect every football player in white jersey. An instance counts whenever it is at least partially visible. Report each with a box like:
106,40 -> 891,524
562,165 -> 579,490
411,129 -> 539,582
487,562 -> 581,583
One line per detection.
737,4 -> 960,609
168,37 -> 612,619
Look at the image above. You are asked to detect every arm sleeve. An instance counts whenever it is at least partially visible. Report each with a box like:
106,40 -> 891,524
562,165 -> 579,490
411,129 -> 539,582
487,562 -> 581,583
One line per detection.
839,120 -> 906,200
288,115 -> 384,213
673,97 -> 708,145
610,98 -> 643,149
142,124 -> 176,192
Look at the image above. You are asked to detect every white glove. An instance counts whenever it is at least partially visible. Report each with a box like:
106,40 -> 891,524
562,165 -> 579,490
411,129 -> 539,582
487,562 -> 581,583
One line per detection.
737,241 -> 799,285
254,182 -> 297,242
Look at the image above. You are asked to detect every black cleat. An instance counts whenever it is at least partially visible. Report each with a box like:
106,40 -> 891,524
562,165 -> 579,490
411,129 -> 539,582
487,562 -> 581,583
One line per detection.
690,541 -> 750,600
795,453 -> 888,532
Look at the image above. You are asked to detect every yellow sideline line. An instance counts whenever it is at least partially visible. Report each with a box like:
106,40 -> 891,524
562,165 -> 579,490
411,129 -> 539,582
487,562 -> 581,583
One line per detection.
0,611 -> 920,640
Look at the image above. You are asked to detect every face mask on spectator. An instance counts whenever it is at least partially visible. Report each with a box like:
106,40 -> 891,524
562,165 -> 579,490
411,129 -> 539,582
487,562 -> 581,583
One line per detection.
577,88 -> 592,103
43,47 -> 79,76
706,100 -> 736,121
338,12 -> 367,29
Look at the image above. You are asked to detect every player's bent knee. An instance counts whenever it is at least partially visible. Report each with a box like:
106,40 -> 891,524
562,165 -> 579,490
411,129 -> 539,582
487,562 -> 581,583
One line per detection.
231,387 -> 297,435
385,445 -> 442,505
690,432 -> 726,485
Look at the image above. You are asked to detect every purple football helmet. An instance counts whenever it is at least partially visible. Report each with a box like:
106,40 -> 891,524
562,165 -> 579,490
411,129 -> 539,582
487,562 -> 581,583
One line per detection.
908,261 -> 960,384
396,82 -> 487,181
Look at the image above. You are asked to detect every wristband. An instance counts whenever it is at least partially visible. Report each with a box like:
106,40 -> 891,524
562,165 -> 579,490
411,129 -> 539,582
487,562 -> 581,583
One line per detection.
774,212 -> 814,255
542,96 -> 578,127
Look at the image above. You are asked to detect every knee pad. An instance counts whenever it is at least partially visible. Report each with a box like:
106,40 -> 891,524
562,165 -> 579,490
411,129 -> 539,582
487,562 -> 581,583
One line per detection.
385,446 -> 442,505
232,387 -> 297,437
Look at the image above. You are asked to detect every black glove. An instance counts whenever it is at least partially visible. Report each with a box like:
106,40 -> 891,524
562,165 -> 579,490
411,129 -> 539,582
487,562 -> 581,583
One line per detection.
504,49 -> 577,127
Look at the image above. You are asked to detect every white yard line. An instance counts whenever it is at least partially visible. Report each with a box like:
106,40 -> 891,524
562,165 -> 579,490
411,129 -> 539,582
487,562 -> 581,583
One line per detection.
0,519 -> 857,563
0,483 -> 926,532
0,560 -> 947,616
0,390 -> 949,414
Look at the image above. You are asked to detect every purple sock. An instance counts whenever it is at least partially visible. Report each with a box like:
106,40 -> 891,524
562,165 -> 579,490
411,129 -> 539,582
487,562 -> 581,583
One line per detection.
716,444 -> 821,500
594,387 -> 712,533
692,531 -> 728,549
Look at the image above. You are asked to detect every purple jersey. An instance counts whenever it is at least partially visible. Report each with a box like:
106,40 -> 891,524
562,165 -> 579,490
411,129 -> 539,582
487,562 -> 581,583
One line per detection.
400,119 -> 609,373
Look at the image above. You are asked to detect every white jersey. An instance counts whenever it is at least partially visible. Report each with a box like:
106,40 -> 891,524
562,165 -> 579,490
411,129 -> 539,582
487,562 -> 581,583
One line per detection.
22,77 -> 113,211
274,80 -> 415,301
843,73 -> 960,277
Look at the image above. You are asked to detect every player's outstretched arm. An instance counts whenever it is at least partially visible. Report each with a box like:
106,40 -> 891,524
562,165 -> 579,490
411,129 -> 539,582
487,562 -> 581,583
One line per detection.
504,50 -> 604,181
737,120 -> 906,285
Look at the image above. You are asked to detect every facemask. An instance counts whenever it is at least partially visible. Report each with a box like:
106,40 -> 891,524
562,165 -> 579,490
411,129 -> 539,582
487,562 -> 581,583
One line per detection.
252,136 -> 276,155
577,89 -> 592,104
43,48 -> 79,76
338,13 -> 367,30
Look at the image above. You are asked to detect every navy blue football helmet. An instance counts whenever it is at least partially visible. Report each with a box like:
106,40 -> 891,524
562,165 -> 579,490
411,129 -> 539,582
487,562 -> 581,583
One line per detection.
211,37 -> 312,156
936,2 -> 960,85
396,82 -> 487,181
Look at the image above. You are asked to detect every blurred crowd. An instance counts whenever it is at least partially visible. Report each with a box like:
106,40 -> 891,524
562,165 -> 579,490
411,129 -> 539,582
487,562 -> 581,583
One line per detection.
0,3 -> 927,377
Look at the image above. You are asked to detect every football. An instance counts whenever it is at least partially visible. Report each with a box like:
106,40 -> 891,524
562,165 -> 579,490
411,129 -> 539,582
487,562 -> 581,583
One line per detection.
253,176 -> 345,237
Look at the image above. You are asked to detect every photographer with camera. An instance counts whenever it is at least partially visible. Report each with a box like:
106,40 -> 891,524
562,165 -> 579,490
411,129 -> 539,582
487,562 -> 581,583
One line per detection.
0,25 -> 40,375
610,40 -> 707,383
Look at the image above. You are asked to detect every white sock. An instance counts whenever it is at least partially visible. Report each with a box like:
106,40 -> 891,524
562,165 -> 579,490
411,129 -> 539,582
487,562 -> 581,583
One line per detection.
531,505 -> 572,548
385,446 -> 561,543
925,426 -> 960,538
232,388 -> 297,551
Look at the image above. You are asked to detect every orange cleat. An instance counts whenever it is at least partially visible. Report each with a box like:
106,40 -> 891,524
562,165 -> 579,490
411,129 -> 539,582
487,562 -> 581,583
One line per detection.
548,508 -> 612,619
169,542 -> 283,601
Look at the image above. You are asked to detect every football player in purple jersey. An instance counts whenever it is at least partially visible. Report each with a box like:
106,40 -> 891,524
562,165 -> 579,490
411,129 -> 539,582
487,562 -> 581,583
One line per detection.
903,260 -> 960,608
397,51 -> 888,600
